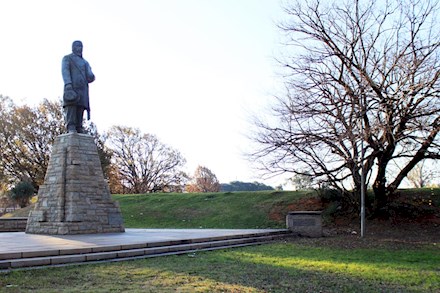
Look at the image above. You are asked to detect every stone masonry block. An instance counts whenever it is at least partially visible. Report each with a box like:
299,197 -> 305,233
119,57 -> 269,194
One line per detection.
286,211 -> 322,237
26,133 -> 125,235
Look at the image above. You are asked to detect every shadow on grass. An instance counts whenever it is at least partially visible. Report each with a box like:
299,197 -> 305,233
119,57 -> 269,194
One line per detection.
227,244 -> 439,289
137,256 -> 377,292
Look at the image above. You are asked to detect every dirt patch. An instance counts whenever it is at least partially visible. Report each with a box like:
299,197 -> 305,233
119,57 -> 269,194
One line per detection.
269,197 -> 324,221
287,197 -> 323,211
268,211 -> 285,221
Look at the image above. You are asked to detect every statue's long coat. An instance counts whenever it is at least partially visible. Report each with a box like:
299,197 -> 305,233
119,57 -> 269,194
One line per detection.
61,53 -> 95,109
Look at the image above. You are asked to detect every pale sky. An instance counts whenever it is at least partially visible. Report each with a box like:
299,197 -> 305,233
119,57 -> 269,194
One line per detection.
0,0 -> 287,187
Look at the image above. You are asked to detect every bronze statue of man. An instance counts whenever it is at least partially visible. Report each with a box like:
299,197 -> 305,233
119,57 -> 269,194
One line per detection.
62,40 -> 95,133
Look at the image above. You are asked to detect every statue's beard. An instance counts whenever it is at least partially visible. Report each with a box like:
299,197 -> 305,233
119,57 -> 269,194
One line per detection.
73,50 -> 83,57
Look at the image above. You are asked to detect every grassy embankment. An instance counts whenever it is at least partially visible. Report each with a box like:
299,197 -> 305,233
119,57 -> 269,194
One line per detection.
114,190 -> 313,228
1,189 -> 439,292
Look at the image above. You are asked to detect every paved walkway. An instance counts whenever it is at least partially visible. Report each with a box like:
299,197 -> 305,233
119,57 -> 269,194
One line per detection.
1,228 -> 287,255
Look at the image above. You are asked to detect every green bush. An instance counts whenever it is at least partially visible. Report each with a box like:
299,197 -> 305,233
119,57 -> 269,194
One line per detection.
317,187 -> 360,218
316,187 -> 343,202
9,181 -> 35,208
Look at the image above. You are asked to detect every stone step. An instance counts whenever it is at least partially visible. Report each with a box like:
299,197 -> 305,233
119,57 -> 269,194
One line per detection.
0,231 -> 290,271
0,230 -> 288,261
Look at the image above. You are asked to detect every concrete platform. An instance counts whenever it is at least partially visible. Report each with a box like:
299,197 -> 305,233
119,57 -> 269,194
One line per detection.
0,229 -> 289,270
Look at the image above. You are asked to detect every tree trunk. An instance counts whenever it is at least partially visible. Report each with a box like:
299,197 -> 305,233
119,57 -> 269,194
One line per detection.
372,157 -> 390,217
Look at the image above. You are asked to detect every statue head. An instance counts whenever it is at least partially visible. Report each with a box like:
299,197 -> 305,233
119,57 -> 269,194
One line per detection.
72,41 -> 83,57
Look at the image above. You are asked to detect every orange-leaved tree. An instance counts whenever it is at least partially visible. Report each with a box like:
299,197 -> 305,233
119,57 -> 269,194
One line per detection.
186,166 -> 220,193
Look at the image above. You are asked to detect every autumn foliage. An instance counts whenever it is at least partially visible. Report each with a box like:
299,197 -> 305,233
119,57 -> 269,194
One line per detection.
186,166 -> 221,193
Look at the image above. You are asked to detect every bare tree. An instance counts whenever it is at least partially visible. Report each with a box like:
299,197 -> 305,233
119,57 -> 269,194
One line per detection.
105,125 -> 187,193
186,165 -> 221,193
83,121 -> 113,180
251,0 -> 439,215
288,173 -> 314,191
0,96 -> 64,189
106,163 -> 126,194
407,160 -> 438,188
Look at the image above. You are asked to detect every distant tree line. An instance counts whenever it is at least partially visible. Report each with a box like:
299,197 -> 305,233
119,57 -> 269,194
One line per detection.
220,181 -> 274,192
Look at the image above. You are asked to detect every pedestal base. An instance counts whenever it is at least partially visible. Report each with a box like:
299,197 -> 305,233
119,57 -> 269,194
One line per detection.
26,133 -> 125,235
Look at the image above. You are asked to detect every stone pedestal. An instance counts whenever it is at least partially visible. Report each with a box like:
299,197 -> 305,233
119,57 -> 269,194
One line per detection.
286,211 -> 322,237
26,133 -> 125,235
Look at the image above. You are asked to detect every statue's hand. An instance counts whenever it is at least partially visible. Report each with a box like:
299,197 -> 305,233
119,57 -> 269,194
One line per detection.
65,84 -> 73,91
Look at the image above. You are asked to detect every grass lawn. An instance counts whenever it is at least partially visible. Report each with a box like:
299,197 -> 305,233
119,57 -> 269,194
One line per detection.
1,237 -> 438,292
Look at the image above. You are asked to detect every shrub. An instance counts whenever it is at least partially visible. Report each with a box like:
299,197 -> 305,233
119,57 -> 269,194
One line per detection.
386,189 -> 439,220
317,187 -> 359,218
9,181 -> 35,208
